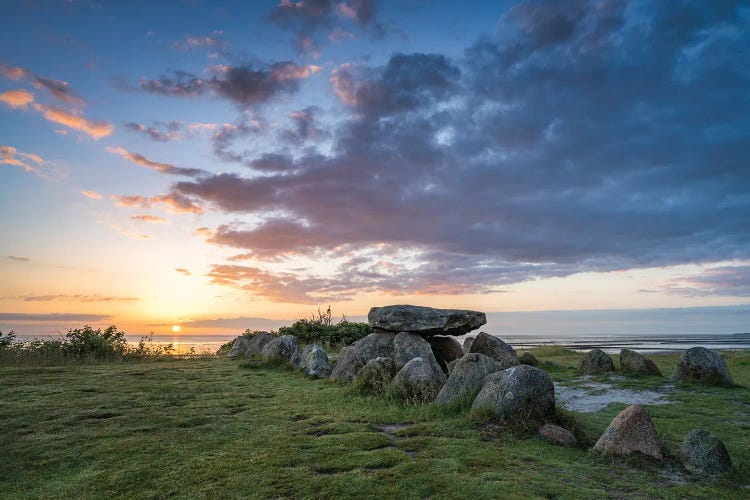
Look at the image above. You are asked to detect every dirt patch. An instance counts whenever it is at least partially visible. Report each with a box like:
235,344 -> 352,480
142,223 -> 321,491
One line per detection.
555,381 -> 673,412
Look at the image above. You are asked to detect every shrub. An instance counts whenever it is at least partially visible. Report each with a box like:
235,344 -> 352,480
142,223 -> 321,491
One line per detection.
277,308 -> 371,347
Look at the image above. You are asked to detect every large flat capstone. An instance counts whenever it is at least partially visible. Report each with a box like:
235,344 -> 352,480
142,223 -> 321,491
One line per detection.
368,305 -> 486,336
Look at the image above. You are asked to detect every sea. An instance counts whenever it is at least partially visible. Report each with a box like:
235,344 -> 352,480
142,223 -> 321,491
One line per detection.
15,332 -> 750,355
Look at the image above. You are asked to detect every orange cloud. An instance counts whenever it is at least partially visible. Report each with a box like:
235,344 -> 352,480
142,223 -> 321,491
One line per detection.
1,145 -> 45,177
107,223 -> 151,240
271,63 -> 322,81
130,214 -> 167,223
0,89 -> 34,109
81,190 -> 103,199
112,193 -> 204,214
106,146 -> 204,177
0,64 -> 28,80
33,103 -> 113,139
175,268 -> 192,276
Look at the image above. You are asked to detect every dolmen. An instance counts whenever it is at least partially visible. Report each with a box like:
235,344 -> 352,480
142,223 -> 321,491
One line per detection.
672,347 -> 733,386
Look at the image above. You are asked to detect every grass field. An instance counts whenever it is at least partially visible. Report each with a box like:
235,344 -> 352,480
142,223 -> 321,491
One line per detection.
1,348 -> 749,499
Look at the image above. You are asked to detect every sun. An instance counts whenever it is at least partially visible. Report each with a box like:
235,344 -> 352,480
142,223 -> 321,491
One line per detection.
172,325 -> 181,333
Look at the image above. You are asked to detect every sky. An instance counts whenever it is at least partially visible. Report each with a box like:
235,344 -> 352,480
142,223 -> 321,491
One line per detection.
1,0 -> 749,337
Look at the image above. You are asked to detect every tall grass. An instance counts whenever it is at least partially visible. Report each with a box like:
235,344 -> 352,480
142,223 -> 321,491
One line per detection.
0,325 -> 177,366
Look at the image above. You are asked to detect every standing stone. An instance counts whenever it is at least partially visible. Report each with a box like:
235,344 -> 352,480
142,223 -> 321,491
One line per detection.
578,349 -> 615,373
463,336 -> 475,353
435,353 -> 503,406
681,429 -> 733,476
330,332 -> 395,383
539,424 -> 577,447
471,365 -> 555,426
228,336 -> 252,358
394,332 -> 435,371
261,335 -> 300,367
299,344 -> 332,379
593,405 -> 662,460
391,357 -> 447,402
353,357 -> 396,394
427,336 -> 464,372
469,332 -> 519,368
368,305 -> 486,336
672,347 -> 733,386
619,349 -> 661,376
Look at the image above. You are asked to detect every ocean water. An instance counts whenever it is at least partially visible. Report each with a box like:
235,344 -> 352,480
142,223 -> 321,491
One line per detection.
14,332 -> 750,355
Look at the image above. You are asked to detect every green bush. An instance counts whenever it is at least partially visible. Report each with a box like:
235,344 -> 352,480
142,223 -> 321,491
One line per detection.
277,308 -> 370,347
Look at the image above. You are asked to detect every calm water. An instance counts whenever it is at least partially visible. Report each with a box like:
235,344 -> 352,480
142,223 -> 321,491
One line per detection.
15,332 -> 750,355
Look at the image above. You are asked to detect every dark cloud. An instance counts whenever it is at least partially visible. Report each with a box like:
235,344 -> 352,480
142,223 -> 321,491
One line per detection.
169,1 -> 750,303
664,266 -> 750,297
4,294 -> 139,302
280,106 -> 329,144
132,62 -> 321,106
32,77 -> 85,106
124,121 -> 182,142
6,255 -> 29,262
107,147 -> 206,177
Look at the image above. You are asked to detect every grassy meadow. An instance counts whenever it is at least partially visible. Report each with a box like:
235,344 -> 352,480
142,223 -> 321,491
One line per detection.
1,348 -> 749,499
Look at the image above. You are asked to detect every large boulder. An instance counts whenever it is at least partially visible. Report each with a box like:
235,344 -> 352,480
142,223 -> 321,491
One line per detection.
619,348 -> 661,376
539,424 -> 577,447
353,357 -> 396,394
427,336 -> 464,372
469,332 -> 519,368
394,332 -> 435,371
261,335 -> 300,367
462,336 -> 475,353
330,332 -> 395,383
299,344 -> 332,379
228,336 -> 252,358
672,347 -> 733,386
471,365 -> 555,426
435,353 -> 503,406
391,357 -> 447,402
578,349 -> 615,373
368,305 -> 486,336
681,429 -> 733,477
593,405 -> 662,460
227,332 -> 275,358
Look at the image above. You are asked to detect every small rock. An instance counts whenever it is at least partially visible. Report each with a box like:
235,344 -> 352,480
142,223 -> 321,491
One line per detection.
353,357 -> 396,394
261,335 -> 300,367
469,332 -> 519,368
391,357 -> 447,402
593,404 -> 662,460
578,349 -> 615,373
539,424 -> 577,447
330,332 -> 395,383
672,347 -> 733,386
681,429 -> 733,477
435,353 -> 503,406
299,344 -> 332,379
427,336 -> 464,372
519,352 -> 539,366
620,348 -> 661,376
471,365 -> 555,426
463,336 -> 475,353
368,304 -> 486,336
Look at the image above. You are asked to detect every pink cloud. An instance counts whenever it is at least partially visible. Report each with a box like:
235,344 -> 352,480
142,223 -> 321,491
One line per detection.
0,89 -> 34,109
32,103 -> 113,139
80,190 -> 104,199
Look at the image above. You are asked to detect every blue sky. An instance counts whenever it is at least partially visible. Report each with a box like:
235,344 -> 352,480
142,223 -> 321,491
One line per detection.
1,0 -> 749,336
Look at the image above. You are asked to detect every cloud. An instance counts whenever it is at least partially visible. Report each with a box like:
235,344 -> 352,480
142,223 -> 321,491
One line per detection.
0,89 -> 34,109
130,214 -> 167,223
107,224 -> 151,240
6,255 -> 29,262
182,315 -> 291,331
106,146 -> 206,177
124,121 -> 182,142
663,265 -> 750,297
32,77 -> 85,106
80,190 -> 103,199
0,312 -> 111,322
0,63 -> 28,80
1,145 -> 47,177
175,268 -> 192,276
30,101 -> 113,139
5,294 -> 139,302
112,192 -> 204,214
132,62 -> 322,106
280,106 -> 329,144
173,30 -> 229,54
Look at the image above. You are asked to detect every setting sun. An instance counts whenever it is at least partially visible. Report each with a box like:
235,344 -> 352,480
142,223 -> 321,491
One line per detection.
172,325 -> 181,333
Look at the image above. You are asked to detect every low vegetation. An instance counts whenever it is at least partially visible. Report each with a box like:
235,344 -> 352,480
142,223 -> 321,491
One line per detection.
0,326 -> 176,366
1,347 -> 748,498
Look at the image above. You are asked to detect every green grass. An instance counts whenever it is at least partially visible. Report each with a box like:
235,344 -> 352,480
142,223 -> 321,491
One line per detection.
1,350 -> 749,499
